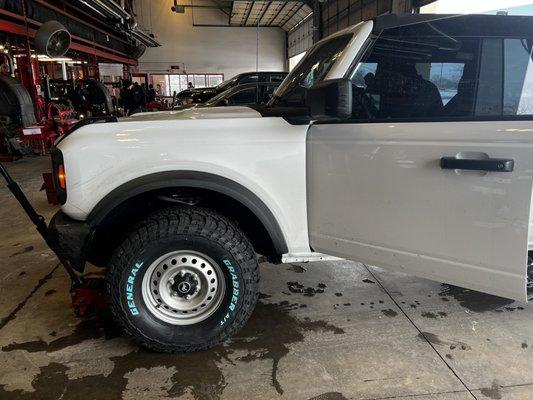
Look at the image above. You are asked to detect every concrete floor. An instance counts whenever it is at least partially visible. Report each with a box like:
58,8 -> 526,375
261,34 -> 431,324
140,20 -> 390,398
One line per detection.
1,157 -> 533,400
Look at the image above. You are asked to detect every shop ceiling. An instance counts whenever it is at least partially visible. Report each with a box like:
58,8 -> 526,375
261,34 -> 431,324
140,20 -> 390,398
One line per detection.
230,1 -> 313,31
206,0 -> 437,32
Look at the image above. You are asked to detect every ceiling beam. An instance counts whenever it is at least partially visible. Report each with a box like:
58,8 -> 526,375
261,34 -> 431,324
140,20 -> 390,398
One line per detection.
255,2 -> 271,25
243,2 -> 255,25
267,2 -> 289,25
279,2 -> 305,28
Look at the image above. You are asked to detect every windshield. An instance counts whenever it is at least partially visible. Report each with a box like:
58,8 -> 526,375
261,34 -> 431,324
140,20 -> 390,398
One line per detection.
205,87 -> 236,106
216,74 -> 242,91
269,33 -> 353,107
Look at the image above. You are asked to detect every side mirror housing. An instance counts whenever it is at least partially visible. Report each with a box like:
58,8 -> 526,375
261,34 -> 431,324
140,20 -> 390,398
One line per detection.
306,78 -> 352,120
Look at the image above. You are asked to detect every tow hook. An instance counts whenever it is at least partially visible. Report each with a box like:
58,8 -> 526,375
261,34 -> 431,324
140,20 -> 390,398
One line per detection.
0,162 -> 107,316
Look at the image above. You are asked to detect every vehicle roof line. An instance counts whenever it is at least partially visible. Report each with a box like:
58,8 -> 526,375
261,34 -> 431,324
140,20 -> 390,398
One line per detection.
372,13 -> 532,34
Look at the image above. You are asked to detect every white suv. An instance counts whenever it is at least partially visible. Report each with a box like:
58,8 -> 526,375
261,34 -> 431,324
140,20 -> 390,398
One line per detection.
49,13 -> 533,352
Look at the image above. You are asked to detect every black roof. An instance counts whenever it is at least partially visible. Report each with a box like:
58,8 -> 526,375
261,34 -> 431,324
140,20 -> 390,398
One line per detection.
238,71 -> 288,76
373,13 -> 533,38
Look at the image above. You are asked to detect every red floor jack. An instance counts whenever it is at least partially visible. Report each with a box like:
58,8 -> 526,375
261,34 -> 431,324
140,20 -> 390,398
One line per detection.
0,162 -> 107,316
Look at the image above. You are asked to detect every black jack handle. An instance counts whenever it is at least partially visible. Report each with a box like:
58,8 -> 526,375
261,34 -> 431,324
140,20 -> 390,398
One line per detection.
0,162 -> 84,287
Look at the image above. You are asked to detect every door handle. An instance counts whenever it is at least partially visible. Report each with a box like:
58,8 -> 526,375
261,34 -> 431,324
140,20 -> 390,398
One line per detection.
440,157 -> 514,172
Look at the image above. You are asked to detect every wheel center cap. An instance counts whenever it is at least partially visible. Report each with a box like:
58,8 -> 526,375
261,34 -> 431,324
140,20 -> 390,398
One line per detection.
178,282 -> 191,293
170,270 -> 200,299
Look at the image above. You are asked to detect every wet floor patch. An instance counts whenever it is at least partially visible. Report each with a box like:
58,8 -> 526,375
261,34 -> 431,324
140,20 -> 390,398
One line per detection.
479,380 -> 502,400
286,282 -> 327,296
307,392 -> 349,400
287,264 -> 307,273
439,284 -> 515,312
421,311 -> 447,319
0,299 -> 345,399
381,309 -> 398,318
417,332 -> 471,351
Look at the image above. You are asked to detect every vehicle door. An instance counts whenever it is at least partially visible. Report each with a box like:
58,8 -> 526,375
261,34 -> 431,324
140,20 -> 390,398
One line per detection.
307,17 -> 533,300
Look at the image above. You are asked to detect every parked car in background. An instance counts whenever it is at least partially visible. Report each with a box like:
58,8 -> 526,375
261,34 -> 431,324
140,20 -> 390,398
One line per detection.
173,82 -> 280,110
177,71 -> 287,105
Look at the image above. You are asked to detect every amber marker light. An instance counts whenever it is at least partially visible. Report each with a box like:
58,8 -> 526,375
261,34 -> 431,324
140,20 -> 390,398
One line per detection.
57,165 -> 66,189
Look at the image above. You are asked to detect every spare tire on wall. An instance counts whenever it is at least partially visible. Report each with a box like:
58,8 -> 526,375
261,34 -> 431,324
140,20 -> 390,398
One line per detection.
0,75 -> 37,128
35,21 -> 71,57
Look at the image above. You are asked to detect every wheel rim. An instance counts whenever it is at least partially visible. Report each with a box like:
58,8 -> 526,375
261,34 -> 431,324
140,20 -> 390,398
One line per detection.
141,250 -> 226,325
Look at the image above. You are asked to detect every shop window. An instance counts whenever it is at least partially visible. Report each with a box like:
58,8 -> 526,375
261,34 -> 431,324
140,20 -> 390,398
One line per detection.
149,73 -> 224,95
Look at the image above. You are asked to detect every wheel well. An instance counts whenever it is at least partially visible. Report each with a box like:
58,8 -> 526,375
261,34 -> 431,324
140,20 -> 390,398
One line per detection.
87,187 -> 283,268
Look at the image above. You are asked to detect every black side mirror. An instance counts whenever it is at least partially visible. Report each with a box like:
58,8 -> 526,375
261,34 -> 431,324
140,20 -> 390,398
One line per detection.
306,78 -> 352,120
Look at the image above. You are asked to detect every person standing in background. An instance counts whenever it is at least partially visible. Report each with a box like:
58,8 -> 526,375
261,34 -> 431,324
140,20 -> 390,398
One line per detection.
147,84 -> 156,102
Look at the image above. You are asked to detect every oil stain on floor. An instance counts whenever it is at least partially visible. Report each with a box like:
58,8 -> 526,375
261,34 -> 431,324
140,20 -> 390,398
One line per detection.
0,299 -> 345,400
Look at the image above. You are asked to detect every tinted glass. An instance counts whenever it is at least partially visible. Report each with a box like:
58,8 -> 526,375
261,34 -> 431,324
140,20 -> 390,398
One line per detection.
228,87 -> 257,104
270,74 -> 287,83
271,33 -> 352,107
216,74 -> 242,91
504,39 -> 533,115
351,30 -> 481,119
239,75 -> 259,84
350,20 -> 533,121
260,84 -> 280,104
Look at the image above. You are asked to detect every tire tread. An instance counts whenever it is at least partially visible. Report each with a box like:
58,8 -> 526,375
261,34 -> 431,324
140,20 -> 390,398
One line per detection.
106,206 -> 259,353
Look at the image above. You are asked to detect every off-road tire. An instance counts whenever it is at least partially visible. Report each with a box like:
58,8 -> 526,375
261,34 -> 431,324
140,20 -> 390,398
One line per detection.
106,206 -> 259,352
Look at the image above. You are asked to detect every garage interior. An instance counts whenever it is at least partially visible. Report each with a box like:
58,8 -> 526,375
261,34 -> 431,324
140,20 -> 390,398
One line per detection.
2,1 -> 533,399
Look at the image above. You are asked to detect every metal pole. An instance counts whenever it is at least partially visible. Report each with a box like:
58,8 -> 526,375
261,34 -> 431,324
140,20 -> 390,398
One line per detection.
61,61 -> 68,80
0,162 -> 84,287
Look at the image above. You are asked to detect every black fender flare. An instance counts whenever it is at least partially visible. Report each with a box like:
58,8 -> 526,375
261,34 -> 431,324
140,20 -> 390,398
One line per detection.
87,171 -> 288,255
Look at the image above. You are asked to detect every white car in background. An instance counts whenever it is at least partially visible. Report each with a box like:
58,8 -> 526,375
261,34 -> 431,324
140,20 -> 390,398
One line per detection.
49,13 -> 533,352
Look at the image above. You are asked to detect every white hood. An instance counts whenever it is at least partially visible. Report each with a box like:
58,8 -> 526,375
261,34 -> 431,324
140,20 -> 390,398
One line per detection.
123,106 -> 262,122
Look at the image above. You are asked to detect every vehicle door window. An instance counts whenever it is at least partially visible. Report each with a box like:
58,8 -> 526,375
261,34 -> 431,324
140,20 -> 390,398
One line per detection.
418,63 -> 465,105
269,74 -> 286,83
239,75 -> 259,84
504,39 -> 533,115
350,27 -> 482,120
350,20 -> 533,121
259,84 -> 280,104
227,87 -> 257,105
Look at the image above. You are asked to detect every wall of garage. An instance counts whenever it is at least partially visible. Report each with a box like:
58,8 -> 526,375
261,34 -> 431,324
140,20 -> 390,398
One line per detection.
287,15 -> 313,58
287,0 -> 426,59
135,0 -> 287,81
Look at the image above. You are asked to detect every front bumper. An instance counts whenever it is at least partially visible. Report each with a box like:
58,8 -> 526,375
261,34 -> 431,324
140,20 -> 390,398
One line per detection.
48,211 -> 94,272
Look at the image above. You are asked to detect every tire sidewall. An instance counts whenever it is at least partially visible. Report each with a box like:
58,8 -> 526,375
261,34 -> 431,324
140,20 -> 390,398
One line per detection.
116,235 -> 245,347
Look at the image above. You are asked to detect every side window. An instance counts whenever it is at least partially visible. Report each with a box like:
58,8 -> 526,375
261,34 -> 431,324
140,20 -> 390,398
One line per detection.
351,22 -> 533,121
228,87 -> 257,104
504,39 -> 533,115
260,84 -> 280,104
419,63 -> 465,105
350,28 -> 481,120
239,75 -> 259,84
270,74 -> 286,83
